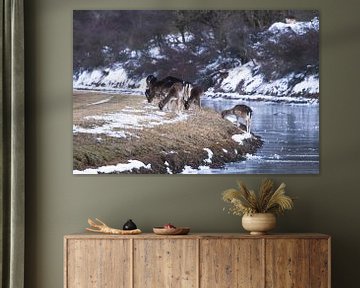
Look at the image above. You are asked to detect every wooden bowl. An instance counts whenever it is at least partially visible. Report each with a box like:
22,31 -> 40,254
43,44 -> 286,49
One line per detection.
153,227 -> 190,235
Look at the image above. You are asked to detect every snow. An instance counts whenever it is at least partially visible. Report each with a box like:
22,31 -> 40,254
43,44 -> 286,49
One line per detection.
165,32 -> 194,44
162,32 -> 195,51
73,17 -> 319,103
181,165 -> 211,174
255,75 -> 294,95
205,91 -> 318,104
214,17 -> 319,97
73,124 -> 128,138
87,97 -> 112,106
73,64 -> 146,93
217,61 -> 318,98
203,148 -> 213,163
292,75 -> 319,94
245,153 -> 262,160
74,70 -> 103,87
73,106 -> 190,138
73,160 -> 151,174
164,161 -> 173,174
221,64 -> 253,92
268,17 -> 319,35
148,46 -> 166,60
231,133 -> 252,145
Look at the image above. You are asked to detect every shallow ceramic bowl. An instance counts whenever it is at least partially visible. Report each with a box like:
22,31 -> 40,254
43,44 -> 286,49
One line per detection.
153,227 -> 190,235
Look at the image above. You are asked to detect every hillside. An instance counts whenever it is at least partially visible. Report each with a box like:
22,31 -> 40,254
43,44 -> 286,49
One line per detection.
73,16 -> 319,99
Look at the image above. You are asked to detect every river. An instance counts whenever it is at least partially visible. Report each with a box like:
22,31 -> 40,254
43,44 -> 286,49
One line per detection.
199,98 -> 319,174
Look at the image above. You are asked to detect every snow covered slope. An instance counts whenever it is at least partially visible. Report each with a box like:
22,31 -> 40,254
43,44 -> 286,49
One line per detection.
73,18 -> 319,98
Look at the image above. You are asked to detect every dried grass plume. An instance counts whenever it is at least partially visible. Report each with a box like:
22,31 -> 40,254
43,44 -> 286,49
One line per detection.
222,179 -> 294,216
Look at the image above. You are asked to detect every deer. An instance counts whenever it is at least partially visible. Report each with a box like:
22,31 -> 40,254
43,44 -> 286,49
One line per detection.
158,82 -> 185,113
145,75 -> 188,103
184,86 -> 203,110
221,104 -> 253,133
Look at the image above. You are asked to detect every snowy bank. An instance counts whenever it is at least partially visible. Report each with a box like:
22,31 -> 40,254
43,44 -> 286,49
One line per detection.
73,92 -> 263,174
73,18 -> 319,100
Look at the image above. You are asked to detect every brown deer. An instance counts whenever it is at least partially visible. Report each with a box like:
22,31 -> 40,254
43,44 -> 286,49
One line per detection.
184,86 -> 203,110
221,104 -> 253,133
145,75 -> 189,103
158,82 -> 185,113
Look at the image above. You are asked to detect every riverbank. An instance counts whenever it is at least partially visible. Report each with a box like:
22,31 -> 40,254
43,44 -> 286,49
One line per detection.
73,91 -> 263,174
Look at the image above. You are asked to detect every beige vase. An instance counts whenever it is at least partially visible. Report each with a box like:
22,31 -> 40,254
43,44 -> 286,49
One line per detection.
242,213 -> 276,235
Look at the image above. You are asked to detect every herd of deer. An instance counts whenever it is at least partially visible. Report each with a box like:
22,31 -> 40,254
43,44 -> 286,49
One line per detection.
144,74 -> 253,133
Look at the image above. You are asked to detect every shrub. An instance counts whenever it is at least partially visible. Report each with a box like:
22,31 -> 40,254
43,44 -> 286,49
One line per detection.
250,28 -> 319,80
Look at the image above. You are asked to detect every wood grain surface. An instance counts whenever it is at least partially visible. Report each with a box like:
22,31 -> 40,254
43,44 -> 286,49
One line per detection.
65,239 -> 131,288
200,238 -> 264,288
64,233 -> 330,288
265,239 -> 310,287
133,239 -> 198,288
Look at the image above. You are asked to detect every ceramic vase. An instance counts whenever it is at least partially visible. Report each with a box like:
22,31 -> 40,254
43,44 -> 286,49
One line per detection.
242,213 -> 276,235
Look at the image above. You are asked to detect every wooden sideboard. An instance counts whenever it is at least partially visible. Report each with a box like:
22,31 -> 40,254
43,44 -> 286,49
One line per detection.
64,233 -> 330,288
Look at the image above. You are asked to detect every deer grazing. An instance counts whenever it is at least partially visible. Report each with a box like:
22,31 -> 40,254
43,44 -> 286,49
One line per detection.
145,74 -> 204,112
145,75 -> 191,104
184,86 -> 204,110
221,104 -> 253,133
158,82 -> 185,113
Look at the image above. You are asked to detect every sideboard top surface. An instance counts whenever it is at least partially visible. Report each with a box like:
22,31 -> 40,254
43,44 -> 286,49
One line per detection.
64,232 -> 330,240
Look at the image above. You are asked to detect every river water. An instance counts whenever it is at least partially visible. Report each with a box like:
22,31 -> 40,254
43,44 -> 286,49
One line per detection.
200,98 -> 319,174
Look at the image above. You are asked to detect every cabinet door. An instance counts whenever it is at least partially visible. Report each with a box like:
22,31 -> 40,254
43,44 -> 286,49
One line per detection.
66,239 -> 131,288
309,239 -> 330,288
265,239 -> 311,288
200,239 -> 264,288
134,239 -> 198,288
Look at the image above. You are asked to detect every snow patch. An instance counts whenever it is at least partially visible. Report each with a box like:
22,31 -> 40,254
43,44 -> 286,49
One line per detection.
87,97 -> 112,106
164,161 -> 173,174
231,133 -> 252,145
245,153 -> 262,160
268,17 -> 319,35
218,62 -> 318,97
73,125 -> 128,138
73,107 -> 190,138
292,75 -> 319,95
73,64 -> 147,93
181,165 -> 211,174
203,148 -> 213,163
73,160 -> 151,174
221,64 -> 253,92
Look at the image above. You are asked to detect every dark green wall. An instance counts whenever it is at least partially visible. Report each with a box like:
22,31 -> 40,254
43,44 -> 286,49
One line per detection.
25,0 -> 360,287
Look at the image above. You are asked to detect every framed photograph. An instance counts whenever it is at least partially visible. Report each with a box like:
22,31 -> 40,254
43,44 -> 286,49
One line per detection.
73,10 -> 319,175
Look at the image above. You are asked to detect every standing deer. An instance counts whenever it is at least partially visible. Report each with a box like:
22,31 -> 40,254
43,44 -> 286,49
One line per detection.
221,104 -> 253,133
158,82 -> 185,113
184,86 -> 203,110
145,75 -> 189,103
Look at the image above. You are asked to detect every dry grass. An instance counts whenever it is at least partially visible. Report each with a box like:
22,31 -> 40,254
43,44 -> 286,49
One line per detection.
73,91 -> 150,124
73,91 -> 263,173
222,179 -> 294,216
